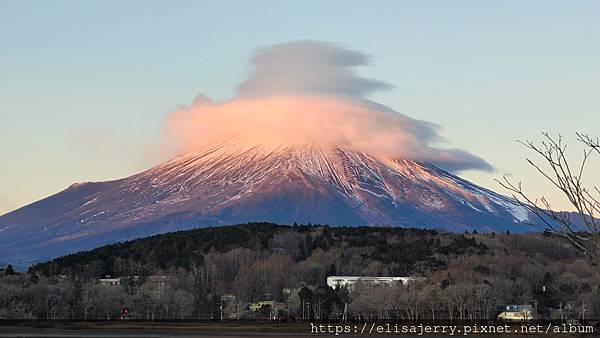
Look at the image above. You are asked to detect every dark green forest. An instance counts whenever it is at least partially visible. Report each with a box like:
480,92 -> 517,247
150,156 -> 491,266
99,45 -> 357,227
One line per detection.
32,223 -> 482,277
1,223 -> 599,321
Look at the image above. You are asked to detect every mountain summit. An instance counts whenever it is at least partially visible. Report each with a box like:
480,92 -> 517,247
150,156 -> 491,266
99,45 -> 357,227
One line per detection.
0,141 -> 532,266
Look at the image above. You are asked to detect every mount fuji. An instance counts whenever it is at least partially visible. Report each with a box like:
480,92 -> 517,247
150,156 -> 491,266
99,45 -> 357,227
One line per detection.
0,141 -> 535,267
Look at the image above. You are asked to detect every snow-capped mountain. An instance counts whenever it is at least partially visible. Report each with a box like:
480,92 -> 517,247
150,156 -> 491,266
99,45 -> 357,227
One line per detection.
0,141 -> 534,266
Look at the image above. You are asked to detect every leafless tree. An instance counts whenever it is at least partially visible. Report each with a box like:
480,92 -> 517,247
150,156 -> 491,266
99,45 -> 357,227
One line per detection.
80,284 -> 96,321
499,132 -> 600,261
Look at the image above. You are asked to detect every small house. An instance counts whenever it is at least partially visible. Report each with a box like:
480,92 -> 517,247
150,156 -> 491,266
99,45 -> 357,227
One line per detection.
498,304 -> 534,321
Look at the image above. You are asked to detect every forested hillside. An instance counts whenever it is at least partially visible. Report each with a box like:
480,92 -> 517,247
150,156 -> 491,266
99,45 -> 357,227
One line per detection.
31,223 -> 479,277
1,223 -> 598,321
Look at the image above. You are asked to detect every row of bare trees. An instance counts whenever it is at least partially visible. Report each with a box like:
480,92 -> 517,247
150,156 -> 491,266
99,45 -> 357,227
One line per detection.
2,230 -> 600,320
348,282 -> 494,321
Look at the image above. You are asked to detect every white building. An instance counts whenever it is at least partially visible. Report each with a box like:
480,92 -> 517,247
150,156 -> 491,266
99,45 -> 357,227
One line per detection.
326,276 -> 421,290
98,277 -> 121,286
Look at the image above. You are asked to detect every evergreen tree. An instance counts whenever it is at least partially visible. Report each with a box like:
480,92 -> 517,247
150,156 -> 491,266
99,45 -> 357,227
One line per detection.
4,264 -> 15,276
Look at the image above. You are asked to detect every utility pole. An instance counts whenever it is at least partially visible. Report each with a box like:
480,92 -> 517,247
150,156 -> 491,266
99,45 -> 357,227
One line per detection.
220,296 -> 223,321
559,303 -> 563,321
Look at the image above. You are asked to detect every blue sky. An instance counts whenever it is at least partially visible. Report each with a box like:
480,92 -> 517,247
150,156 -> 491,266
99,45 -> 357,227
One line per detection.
1,1 -> 599,214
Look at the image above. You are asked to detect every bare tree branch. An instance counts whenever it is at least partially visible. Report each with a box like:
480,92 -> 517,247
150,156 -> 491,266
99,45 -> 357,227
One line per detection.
498,132 -> 600,262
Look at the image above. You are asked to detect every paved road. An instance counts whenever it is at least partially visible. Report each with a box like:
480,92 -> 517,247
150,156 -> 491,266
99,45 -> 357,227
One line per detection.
1,329 -> 312,338
0,327 -> 320,338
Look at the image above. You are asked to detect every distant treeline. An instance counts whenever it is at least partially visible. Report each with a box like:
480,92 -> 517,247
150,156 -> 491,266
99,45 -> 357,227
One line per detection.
32,223 -> 484,277
1,223 -> 599,321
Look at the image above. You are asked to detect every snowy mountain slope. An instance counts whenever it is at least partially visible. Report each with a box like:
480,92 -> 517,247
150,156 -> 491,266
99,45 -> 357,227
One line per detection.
0,141 -> 535,267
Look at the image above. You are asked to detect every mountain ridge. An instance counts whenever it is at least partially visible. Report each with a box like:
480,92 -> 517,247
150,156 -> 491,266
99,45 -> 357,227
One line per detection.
1,141 -> 536,267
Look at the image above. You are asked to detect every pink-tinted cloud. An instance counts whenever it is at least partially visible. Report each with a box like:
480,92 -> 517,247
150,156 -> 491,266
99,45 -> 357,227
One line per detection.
163,41 -> 493,173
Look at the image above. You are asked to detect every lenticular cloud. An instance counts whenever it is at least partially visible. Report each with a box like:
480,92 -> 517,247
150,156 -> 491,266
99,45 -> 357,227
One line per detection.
236,40 -> 392,97
163,40 -> 493,173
